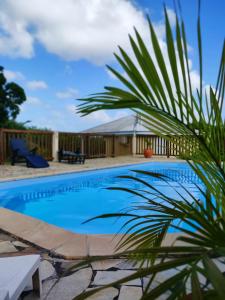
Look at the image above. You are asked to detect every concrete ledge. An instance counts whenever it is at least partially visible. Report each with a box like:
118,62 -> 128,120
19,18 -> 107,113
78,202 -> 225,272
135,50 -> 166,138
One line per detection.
0,208 -> 182,260
0,208 -> 88,259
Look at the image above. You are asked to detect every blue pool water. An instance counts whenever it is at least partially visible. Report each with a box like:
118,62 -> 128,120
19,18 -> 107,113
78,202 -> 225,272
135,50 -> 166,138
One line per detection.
0,162 -> 202,234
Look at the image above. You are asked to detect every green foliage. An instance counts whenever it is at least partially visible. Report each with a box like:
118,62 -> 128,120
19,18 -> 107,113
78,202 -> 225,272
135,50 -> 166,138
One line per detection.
2,119 -> 51,131
4,120 -> 29,130
0,66 -> 26,128
76,2 -> 225,299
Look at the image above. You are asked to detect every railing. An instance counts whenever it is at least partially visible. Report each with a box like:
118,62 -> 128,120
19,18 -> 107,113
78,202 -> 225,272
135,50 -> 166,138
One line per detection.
58,132 -> 82,153
0,128 -> 53,164
85,135 -> 106,158
136,135 -> 198,157
0,128 -> 198,164
58,132 -> 109,158
136,135 -> 169,156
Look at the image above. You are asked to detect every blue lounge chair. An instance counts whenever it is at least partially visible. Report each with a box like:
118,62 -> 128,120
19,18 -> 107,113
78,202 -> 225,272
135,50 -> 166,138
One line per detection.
10,138 -> 49,168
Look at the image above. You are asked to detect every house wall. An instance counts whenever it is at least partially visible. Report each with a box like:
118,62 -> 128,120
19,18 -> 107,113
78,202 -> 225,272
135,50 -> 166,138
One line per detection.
114,136 -> 132,156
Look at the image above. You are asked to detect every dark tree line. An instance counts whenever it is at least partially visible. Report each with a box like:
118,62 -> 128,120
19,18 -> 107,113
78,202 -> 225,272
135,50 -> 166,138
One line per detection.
0,66 -> 26,128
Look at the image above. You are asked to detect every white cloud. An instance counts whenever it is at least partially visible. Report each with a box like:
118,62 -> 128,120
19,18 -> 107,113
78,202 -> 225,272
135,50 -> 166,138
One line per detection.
166,8 -> 176,27
204,84 -> 216,99
0,0 -> 149,64
4,69 -> 25,81
20,96 -> 42,113
56,88 -> 78,99
190,70 -> 201,92
26,96 -> 42,105
27,80 -> 48,90
106,68 -> 117,80
67,104 -> 128,125
66,105 -> 76,114
0,7 -> 34,58
84,111 -> 114,123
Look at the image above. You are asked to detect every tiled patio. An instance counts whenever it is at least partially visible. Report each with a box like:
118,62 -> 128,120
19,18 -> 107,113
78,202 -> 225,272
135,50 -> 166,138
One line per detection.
0,155 -> 180,182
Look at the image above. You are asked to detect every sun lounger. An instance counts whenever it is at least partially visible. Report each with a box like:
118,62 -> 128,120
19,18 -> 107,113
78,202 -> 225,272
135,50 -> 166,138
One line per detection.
10,138 -> 49,168
0,255 -> 42,300
58,149 -> 86,164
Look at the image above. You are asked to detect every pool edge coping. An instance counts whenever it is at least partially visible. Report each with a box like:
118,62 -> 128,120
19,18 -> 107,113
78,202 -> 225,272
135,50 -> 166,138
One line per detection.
0,157 -> 184,183
0,208 -> 182,260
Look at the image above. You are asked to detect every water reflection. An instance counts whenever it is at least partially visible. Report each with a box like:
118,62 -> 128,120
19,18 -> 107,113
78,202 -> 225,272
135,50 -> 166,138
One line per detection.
0,163 -> 203,234
3,166 -> 201,208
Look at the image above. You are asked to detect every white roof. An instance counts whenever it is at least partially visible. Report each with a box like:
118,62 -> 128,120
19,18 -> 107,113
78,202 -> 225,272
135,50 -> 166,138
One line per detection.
82,115 -> 154,135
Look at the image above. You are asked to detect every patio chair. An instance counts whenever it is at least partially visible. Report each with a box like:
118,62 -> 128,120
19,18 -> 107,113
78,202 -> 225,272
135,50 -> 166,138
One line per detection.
0,254 -> 42,300
58,148 -> 86,164
10,138 -> 49,168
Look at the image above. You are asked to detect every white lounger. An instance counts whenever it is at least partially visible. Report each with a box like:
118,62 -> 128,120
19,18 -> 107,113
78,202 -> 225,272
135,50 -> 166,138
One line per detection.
0,255 -> 42,300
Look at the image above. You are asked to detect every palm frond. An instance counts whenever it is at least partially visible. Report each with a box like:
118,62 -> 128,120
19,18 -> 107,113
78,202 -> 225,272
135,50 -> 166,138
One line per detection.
75,1 -> 225,299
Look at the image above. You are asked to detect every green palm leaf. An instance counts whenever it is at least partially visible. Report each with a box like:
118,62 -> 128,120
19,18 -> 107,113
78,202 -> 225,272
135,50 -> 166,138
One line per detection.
75,1 -> 225,299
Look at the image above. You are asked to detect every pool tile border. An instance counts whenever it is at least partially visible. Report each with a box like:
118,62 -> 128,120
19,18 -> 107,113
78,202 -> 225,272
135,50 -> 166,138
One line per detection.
0,208 -> 182,259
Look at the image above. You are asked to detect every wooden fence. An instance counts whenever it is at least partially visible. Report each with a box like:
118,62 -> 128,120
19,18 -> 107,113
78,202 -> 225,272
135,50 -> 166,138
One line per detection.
0,129 -> 53,164
136,135 -> 169,156
0,128 -> 198,164
58,133 -> 133,158
58,132 -> 108,158
136,135 -> 198,157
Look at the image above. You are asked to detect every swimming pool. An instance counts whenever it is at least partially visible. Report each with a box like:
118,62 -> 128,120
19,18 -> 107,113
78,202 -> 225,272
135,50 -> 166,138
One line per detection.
0,162 -> 202,234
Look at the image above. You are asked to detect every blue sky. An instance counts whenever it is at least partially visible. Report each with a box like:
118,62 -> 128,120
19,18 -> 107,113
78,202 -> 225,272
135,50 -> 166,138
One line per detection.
0,0 -> 224,132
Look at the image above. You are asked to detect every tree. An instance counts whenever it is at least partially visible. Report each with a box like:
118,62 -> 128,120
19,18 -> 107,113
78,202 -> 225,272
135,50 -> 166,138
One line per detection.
0,66 -> 26,128
75,2 -> 225,299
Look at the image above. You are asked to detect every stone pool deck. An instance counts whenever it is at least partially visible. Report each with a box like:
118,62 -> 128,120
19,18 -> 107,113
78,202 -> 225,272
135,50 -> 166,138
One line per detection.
0,155 -> 181,182
0,156 -> 183,299
0,209 -> 182,300
0,228 -> 178,300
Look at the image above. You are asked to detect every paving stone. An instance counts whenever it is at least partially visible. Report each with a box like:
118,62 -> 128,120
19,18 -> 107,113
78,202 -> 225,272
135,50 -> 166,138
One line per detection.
0,232 -> 14,241
177,263 -> 206,290
23,278 -> 58,300
40,260 -> 56,281
143,272 -> 182,295
117,260 -> 148,270
153,269 -> 180,284
143,281 -> 173,299
86,287 -> 118,300
45,268 -> 92,300
93,270 -> 141,286
118,286 -> 142,300
117,259 -> 171,271
57,260 -> 85,273
143,277 -> 159,291
91,259 -> 123,270
213,258 -> 225,272
12,240 -> 29,248
156,292 -> 171,300
0,241 -> 17,253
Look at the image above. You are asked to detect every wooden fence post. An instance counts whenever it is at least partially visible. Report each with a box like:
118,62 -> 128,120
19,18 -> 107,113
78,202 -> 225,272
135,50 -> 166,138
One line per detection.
166,140 -> 170,158
132,134 -> 137,156
86,135 -> 90,158
0,129 -> 4,164
81,136 -> 84,154
52,131 -> 59,162
112,135 -> 116,157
